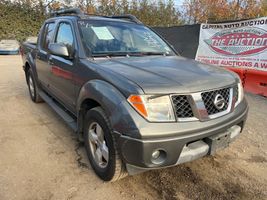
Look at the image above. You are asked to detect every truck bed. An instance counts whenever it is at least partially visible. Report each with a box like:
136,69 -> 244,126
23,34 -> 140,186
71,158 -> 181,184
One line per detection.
21,42 -> 37,65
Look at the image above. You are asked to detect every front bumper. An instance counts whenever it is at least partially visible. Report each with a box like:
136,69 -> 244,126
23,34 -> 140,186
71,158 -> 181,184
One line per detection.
115,99 -> 248,174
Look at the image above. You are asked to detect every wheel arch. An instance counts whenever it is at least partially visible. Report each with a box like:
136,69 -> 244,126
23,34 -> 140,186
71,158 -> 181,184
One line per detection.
24,53 -> 38,81
77,98 -> 101,136
24,62 -> 31,82
25,62 -> 31,73
77,80 -> 126,134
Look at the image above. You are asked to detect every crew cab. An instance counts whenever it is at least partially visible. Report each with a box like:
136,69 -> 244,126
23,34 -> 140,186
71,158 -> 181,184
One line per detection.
21,8 -> 248,182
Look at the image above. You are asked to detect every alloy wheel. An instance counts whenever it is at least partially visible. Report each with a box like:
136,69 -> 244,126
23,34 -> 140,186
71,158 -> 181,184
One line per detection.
88,122 -> 109,168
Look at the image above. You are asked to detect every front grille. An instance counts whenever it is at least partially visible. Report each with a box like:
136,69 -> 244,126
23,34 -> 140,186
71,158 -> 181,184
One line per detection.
171,95 -> 194,118
201,87 -> 230,115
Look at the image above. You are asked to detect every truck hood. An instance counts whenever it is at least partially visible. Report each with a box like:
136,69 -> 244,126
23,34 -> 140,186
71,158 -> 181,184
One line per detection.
94,56 -> 237,94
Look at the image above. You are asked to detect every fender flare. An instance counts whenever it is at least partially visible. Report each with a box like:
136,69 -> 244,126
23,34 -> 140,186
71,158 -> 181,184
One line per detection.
24,53 -> 38,81
76,79 -> 135,134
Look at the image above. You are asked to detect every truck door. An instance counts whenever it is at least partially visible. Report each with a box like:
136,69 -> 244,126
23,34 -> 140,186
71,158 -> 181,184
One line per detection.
48,21 -> 76,113
36,22 -> 55,88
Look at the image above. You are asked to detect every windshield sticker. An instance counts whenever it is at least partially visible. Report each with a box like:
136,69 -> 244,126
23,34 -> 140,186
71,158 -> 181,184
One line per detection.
78,21 -> 91,28
142,32 -> 161,49
78,21 -> 85,26
164,46 -> 171,53
91,26 -> 114,40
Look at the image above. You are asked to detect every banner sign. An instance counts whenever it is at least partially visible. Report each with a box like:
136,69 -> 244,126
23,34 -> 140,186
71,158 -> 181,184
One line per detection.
195,17 -> 267,71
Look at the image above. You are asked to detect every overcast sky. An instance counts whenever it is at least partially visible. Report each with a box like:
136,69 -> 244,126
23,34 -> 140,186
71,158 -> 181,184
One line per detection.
174,0 -> 184,6
173,0 -> 185,10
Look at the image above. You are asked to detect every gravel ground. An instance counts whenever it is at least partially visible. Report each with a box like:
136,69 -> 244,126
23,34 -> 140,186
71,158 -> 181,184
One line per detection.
0,55 -> 266,200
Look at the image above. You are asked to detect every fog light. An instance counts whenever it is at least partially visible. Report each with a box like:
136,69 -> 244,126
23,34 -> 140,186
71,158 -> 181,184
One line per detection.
152,150 -> 160,159
151,149 -> 166,165
230,125 -> 241,139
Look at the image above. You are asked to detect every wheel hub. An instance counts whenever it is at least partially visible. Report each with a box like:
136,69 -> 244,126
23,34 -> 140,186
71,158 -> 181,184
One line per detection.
28,76 -> 34,96
88,122 -> 109,168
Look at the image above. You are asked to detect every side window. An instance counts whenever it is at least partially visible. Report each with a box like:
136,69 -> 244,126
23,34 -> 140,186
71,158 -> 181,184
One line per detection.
55,22 -> 74,53
41,22 -> 55,50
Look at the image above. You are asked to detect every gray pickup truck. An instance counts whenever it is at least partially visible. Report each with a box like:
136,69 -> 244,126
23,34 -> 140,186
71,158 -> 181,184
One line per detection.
21,8 -> 248,182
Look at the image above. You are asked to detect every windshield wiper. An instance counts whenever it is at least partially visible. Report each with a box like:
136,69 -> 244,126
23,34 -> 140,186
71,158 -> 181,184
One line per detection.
92,51 -> 169,58
92,52 -> 129,58
130,52 -> 168,56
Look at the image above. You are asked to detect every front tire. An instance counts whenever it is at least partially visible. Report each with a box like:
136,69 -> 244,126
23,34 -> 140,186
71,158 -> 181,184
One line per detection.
83,107 -> 127,181
26,69 -> 43,103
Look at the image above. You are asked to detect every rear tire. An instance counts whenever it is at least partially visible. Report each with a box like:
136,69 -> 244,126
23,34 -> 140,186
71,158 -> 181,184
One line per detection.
83,107 -> 127,182
26,69 -> 43,103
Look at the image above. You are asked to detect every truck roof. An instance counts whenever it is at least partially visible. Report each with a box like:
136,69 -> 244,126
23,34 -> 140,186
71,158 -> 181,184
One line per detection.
47,8 -> 143,25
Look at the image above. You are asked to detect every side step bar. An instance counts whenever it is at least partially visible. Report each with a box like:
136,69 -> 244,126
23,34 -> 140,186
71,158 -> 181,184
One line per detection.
39,91 -> 78,132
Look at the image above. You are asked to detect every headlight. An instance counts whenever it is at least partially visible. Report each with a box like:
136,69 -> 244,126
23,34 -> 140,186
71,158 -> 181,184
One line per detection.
127,95 -> 175,122
235,82 -> 244,107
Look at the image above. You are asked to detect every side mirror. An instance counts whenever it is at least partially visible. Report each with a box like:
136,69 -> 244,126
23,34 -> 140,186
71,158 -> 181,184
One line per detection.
49,43 -> 69,57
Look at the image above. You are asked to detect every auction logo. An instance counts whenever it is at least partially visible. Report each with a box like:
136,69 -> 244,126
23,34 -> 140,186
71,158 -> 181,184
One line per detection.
204,27 -> 267,56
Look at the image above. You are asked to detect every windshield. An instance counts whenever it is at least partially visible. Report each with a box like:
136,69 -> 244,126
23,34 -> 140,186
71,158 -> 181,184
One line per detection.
78,20 -> 175,57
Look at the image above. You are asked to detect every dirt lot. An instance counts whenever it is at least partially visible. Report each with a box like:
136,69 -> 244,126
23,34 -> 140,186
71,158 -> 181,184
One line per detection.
0,55 -> 266,200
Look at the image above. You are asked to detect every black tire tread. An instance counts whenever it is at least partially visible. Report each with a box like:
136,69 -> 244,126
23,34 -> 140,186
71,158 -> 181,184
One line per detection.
86,107 -> 128,182
27,69 -> 43,103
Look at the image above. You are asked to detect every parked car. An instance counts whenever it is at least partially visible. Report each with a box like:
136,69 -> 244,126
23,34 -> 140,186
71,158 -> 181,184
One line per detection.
20,8 -> 248,182
0,39 -> 20,55
25,36 -> 38,45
